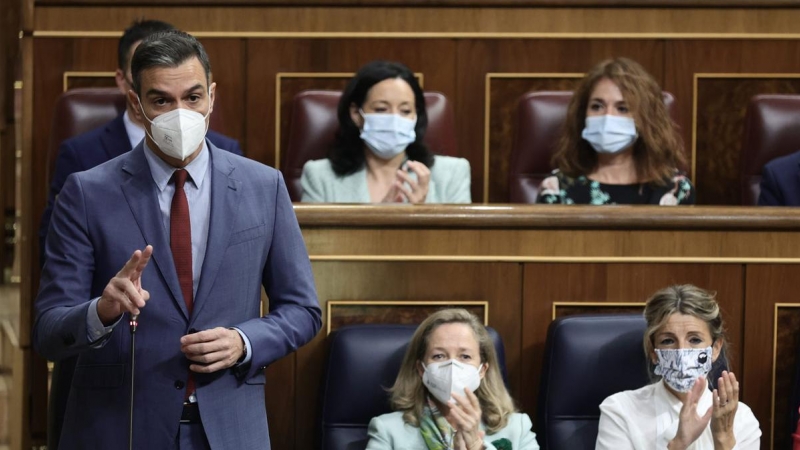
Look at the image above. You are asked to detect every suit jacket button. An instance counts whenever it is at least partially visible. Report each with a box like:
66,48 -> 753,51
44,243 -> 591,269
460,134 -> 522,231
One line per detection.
174,380 -> 185,389
62,334 -> 75,346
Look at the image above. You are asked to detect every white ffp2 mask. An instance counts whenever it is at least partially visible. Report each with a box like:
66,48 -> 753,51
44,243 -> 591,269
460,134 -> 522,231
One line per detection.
422,359 -> 483,404
139,100 -> 210,160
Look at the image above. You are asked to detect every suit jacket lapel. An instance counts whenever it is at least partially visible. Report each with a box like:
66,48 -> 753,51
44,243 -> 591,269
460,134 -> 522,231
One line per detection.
101,115 -> 133,161
120,144 -> 189,320
191,145 -> 241,322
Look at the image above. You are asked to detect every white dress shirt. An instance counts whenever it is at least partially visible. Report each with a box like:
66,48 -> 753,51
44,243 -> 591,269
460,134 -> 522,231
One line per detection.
596,381 -> 761,450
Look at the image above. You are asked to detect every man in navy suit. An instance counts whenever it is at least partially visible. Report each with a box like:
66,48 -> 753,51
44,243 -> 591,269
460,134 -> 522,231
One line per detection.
759,150 -> 800,206
34,30 -> 320,449
39,20 -> 244,450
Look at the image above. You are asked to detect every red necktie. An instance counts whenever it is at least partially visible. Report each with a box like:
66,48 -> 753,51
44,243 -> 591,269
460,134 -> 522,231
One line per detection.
171,169 -> 195,398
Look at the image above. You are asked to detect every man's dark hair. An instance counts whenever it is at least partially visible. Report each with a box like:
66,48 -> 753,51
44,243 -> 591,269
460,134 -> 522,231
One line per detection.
118,19 -> 176,72
131,30 -> 212,96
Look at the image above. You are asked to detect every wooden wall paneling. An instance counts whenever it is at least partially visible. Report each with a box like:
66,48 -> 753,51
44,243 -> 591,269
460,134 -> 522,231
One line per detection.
663,40 -> 800,205
454,39 -> 665,203
743,264 -> 800,450
773,304 -> 800,450
31,6 -> 800,35
326,301 -> 488,334
295,261 -> 523,449
200,39 -> 246,149
245,39 -> 458,170
520,263 -> 744,422
695,76 -> 800,206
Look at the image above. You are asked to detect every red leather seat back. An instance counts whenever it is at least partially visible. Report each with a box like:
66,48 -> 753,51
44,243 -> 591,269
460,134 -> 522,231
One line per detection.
740,94 -> 800,205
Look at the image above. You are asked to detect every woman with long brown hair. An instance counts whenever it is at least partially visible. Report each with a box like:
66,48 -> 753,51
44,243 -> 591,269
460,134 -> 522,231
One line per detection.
537,58 -> 694,205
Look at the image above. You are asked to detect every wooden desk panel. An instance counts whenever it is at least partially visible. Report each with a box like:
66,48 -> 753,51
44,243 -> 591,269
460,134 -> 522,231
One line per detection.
294,205 -> 798,450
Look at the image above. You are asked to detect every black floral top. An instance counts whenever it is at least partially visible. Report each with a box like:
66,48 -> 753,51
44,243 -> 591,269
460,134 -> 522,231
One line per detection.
536,170 -> 695,205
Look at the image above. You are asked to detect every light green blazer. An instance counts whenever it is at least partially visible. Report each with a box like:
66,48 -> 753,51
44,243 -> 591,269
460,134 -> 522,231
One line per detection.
300,155 -> 471,203
365,411 -> 540,450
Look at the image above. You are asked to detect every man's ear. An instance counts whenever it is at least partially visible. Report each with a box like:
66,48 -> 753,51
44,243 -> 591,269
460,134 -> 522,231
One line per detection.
128,90 -> 143,122
114,68 -> 128,96
208,82 -> 216,115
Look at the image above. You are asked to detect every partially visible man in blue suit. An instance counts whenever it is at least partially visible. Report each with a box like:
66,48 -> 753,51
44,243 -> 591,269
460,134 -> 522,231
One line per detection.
758,150 -> 800,205
34,30 -> 321,449
38,20 -> 244,450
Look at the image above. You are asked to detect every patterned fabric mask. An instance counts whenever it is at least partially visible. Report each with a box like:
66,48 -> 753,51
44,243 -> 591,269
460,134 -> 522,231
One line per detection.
654,346 -> 713,392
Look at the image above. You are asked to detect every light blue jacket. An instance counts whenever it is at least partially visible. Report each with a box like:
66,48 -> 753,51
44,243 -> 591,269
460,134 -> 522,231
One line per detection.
300,155 -> 471,203
366,411 -> 540,450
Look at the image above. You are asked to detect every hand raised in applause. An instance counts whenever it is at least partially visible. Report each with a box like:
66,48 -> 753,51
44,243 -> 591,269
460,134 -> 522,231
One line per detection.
449,389 -> 486,450
381,160 -> 431,204
710,371 -> 739,450
96,246 -> 153,325
668,376 -> 713,450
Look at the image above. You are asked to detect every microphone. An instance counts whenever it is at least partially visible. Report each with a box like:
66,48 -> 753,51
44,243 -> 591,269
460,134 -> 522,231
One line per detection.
129,312 -> 139,450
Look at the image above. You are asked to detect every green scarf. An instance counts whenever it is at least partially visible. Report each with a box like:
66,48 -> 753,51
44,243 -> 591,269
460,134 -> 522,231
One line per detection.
420,398 -> 456,450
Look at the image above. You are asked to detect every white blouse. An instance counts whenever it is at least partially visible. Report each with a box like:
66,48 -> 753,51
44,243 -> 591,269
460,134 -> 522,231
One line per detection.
596,381 -> 761,450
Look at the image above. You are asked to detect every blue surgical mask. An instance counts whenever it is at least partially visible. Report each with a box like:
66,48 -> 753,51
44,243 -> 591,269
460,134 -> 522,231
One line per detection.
582,115 -> 637,154
654,346 -> 713,393
359,111 -> 417,160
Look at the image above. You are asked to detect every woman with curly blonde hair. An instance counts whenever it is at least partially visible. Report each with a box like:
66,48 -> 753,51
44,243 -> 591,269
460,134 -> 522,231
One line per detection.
537,57 -> 694,205
366,309 -> 539,450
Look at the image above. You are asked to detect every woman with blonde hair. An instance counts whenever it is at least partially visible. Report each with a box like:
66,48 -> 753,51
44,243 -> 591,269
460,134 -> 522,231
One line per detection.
596,285 -> 760,449
366,308 -> 539,450
537,57 -> 694,205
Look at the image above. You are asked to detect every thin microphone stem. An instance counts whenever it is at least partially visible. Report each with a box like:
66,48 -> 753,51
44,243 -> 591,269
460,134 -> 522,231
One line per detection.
129,314 -> 138,450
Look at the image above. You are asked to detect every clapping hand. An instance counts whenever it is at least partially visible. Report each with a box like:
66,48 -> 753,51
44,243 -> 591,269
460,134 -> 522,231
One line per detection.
669,376 -> 712,450
449,389 -> 485,450
381,161 -> 431,203
710,371 -> 738,450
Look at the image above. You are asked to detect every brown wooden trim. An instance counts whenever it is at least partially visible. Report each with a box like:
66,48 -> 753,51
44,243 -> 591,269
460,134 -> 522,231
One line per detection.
293,204 -> 800,230
32,0 -> 800,7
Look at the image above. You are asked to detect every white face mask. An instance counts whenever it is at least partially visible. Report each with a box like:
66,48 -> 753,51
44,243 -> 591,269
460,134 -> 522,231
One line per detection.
138,98 -> 210,161
581,114 -> 638,154
421,359 -> 483,404
359,111 -> 417,160
654,346 -> 713,393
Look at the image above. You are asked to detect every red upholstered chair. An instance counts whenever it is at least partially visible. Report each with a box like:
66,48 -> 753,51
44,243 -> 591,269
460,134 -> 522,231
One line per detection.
46,88 -> 127,186
739,94 -> 800,205
508,91 -> 677,204
283,90 -> 458,201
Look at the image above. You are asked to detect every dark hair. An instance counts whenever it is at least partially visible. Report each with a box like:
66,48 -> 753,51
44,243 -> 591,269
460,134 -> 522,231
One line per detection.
329,60 -> 435,176
552,57 -> 686,186
131,30 -> 211,97
118,19 -> 175,72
